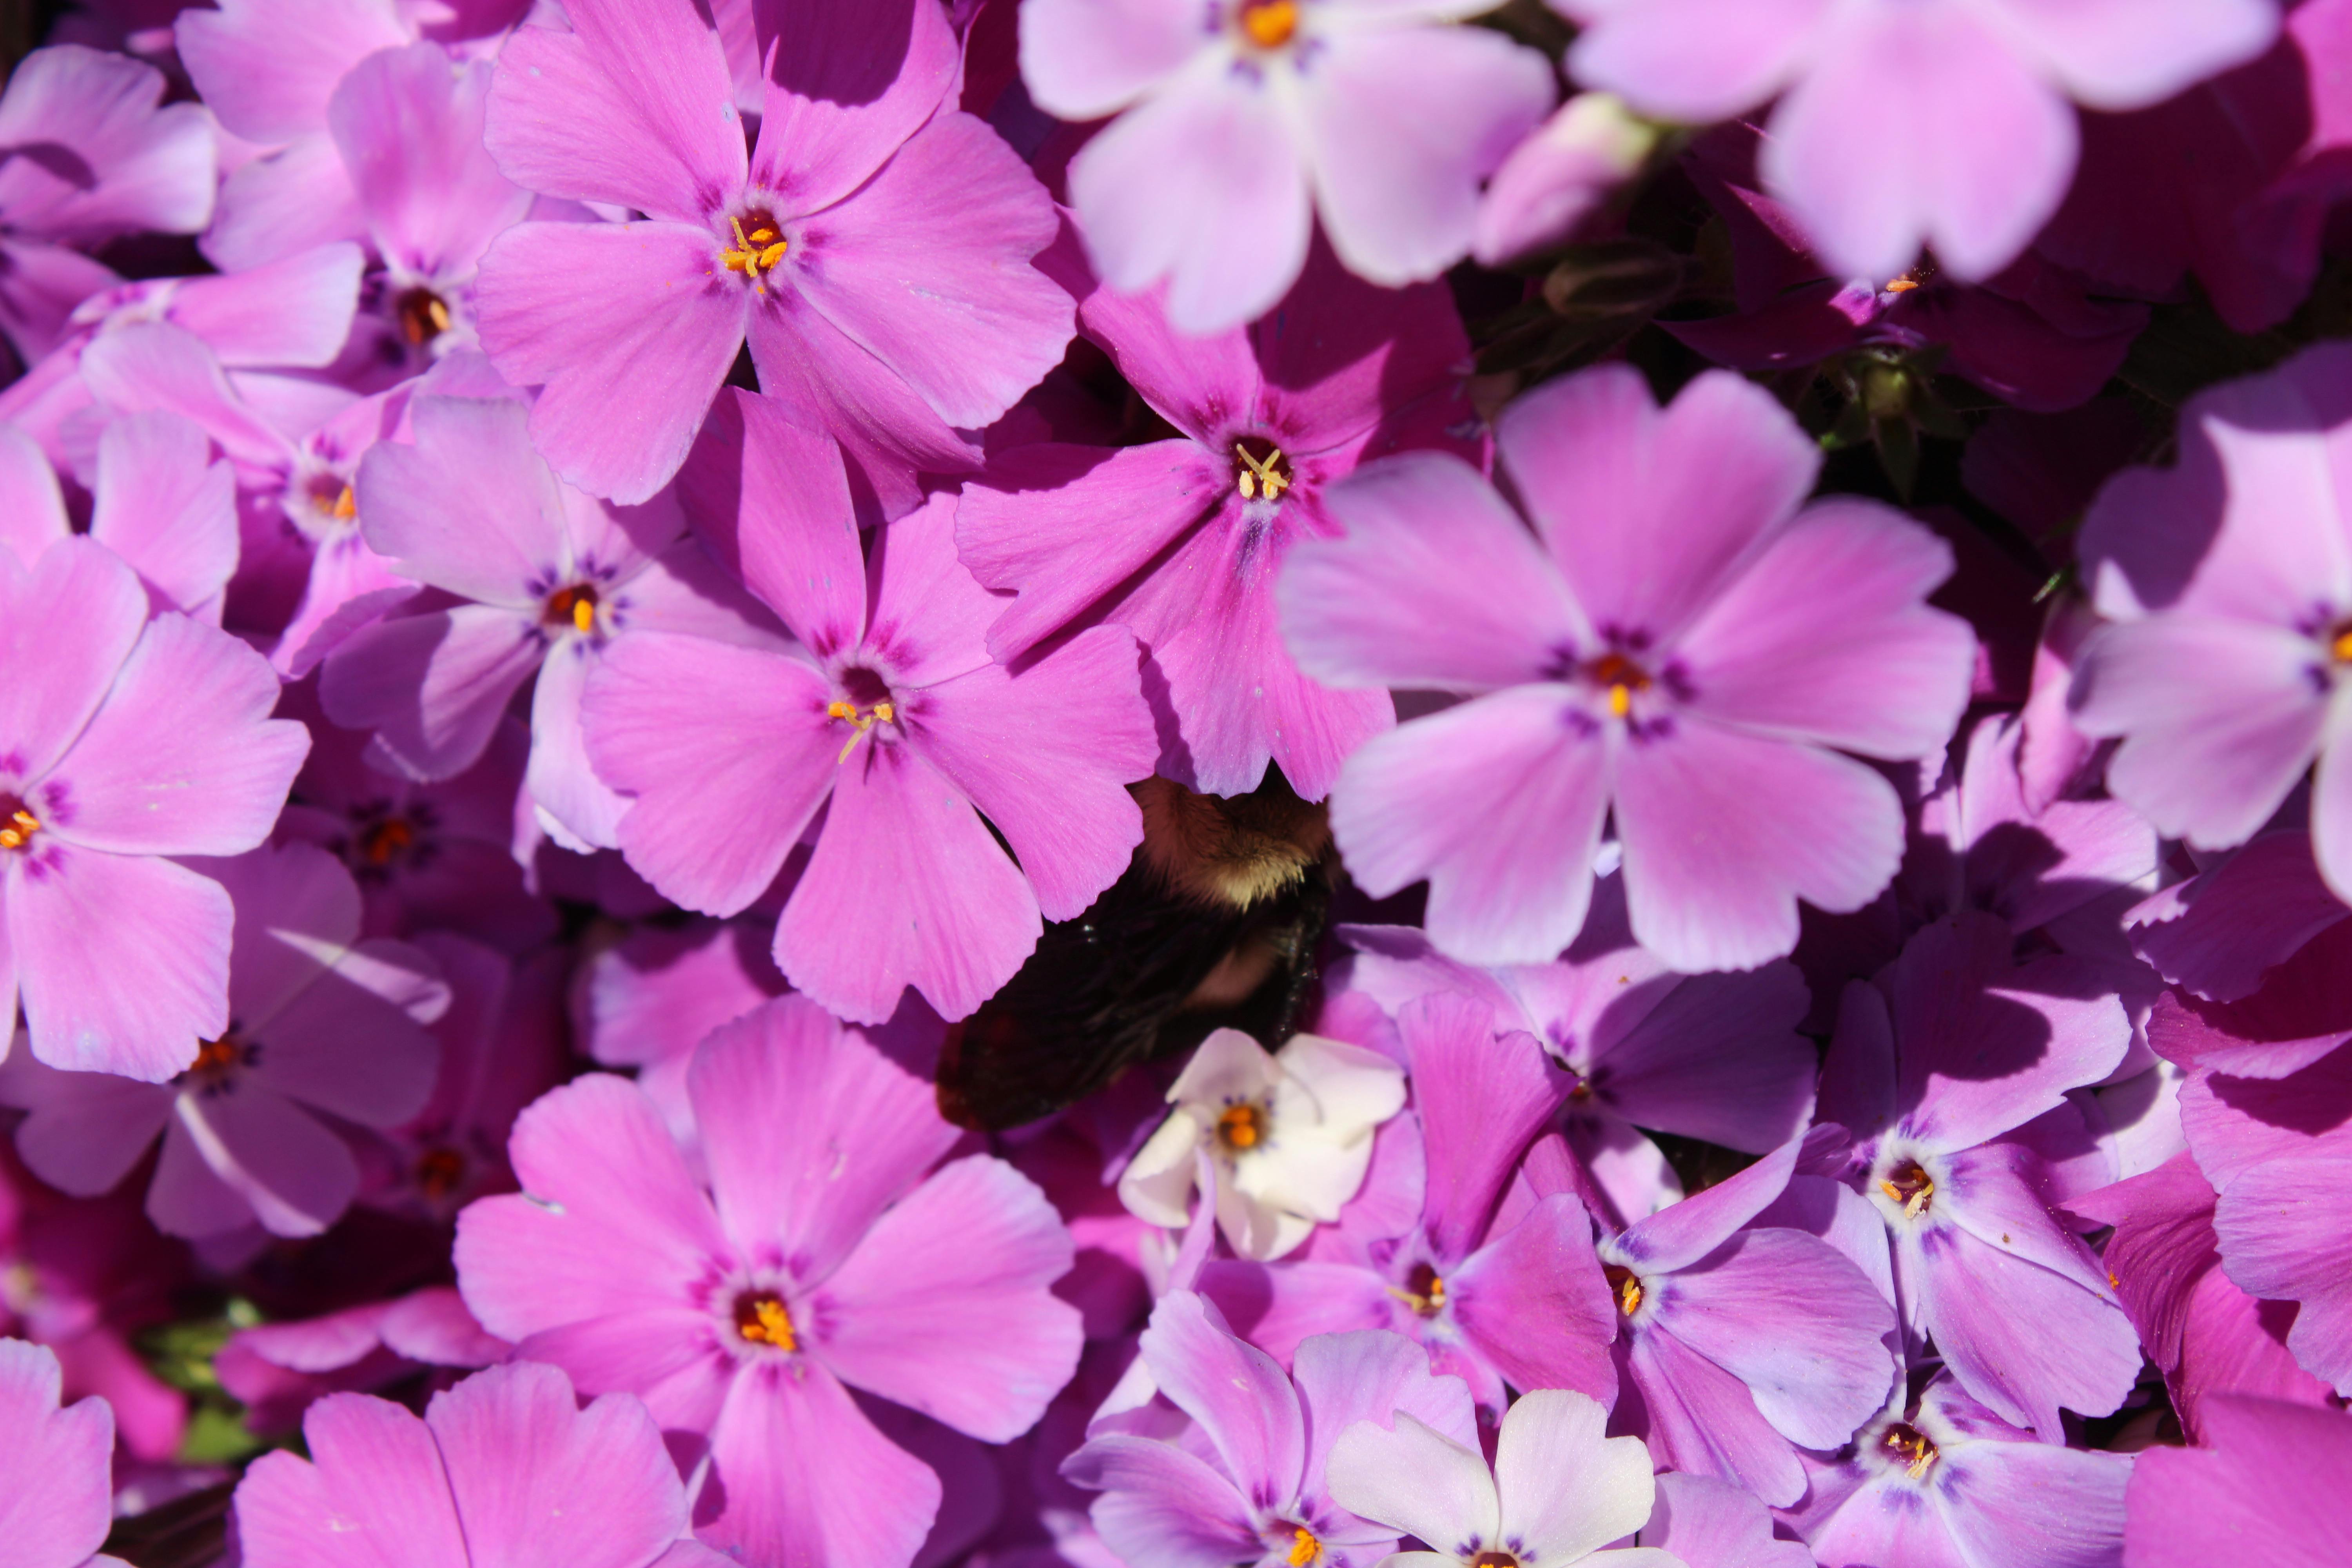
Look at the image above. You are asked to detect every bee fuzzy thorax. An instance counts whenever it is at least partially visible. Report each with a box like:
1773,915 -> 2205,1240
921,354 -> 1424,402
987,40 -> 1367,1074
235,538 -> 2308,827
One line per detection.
1134,775 -> 1330,911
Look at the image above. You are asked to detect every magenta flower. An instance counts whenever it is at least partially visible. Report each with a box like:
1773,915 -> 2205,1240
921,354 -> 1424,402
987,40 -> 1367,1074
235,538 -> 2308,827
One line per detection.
958,245 -> 1472,799
474,0 -> 1072,506
0,44 -> 214,364
1200,993 -> 1619,1416
0,410 -> 237,622
232,1361 -> 730,1568
578,919 -> 787,1155
216,1285 -> 510,1435
1787,1371 -> 2130,1568
0,1337 -> 122,1568
1559,0 -> 2276,285
2125,1395 -> 2352,1568
0,844 -> 446,1241
319,393 -> 776,852
2127,829 -> 2350,1009
2176,1038 -> 2352,1394
455,996 -> 1083,1568
1063,1294 -> 1479,1568
583,393 -> 1157,1024
1281,364 -> 1974,973
1336,890 -> 1817,1227
2073,342 -> 2352,905
1594,1136 -> 1899,1507
1020,0 -> 1553,333
1818,913 -> 2141,1438
0,538 -> 309,1081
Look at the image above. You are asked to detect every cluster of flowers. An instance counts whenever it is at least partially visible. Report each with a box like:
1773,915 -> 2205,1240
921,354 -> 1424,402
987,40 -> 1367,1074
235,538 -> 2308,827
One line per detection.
5,0 -> 2352,1566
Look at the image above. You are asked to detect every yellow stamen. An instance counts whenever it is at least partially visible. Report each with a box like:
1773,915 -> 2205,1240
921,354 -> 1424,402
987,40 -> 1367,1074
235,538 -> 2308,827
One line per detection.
737,1295 -> 797,1350
1618,1272 -> 1642,1315
2332,628 -> 2352,662
1287,1527 -> 1321,1567
571,595 -> 595,634
1217,1103 -> 1264,1151
1386,1264 -> 1446,1317
722,215 -> 789,284
332,484 -> 356,521
1880,1170 -> 1934,1219
1608,683 -> 1632,719
1884,1425 -> 1937,1480
1883,279 -> 1921,294
1233,443 -> 1292,503
828,698 -> 897,762
0,808 -> 38,849
1238,0 -> 1299,49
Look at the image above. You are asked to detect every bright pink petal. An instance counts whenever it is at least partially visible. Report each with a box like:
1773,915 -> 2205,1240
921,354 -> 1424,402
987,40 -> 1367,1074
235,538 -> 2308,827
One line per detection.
484,8 -> 745,224
2125,1394 -> 2352,1568
200,134 -> 370,275
526,646 -> 629,852
0,424 -> 67,564
1673,497 -> 1973,760
1067,67 -> 1311,336
815,1155 -> 1080,1441
174,0 -> 408,143
1497,367 -> 1820,646
1287,451 -> 1584,693
786,113 -> 1070,433
915,625 -> 1152,921
748,0 -> 960,210
1448,1194 -> 1621,1405
319,606 -> 545,783
9,848 -> 230,1081
505,1311 -> 738,1436
167,1085 -> 361,1238
957,441 -> 1226,663
585,633 -> 837,916
1296,24 -> 1553,285
1564,0 -> 1832,122
701,1358 -> 940,1568
0,45 -> 213,239
0,1341 -> 114,1568
429,1363 -> 691,1568
1063,1433 -> 1264,1568
688,996 -> 960,1286
2073,617 -> 2330,851
858,493 -> 1000,691
231,1395 -> 467,1568
453,1074 -> 733,1340
679,388 -> 867,655
1614,722 -> 1905,973
0,537 -> 145,790
355,395 -> 566,608
328,45 -> 529,281
474,220 -> 746,505
1980,0 -> 2277,109
1331,686 -> 1610,965
45,614 -> 307,855
2129,831 -> 2351,1002
0,239 -> 116,365
777,743 -> 1041,1024
89,411 -> 238,618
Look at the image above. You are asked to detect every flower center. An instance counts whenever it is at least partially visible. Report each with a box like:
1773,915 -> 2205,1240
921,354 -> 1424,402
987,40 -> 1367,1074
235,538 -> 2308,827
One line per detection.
721,212 -> 789,285
306,473 -> 356,528
1470,1555 -> 1520,1568
2332,625 -> 2352,664
1882,1421 -> 1938,1479
734,1291 -> 798,1350
1216,1102 -> 1266,1151
1233,437 -> 1292,503
1879,1158 -> 1934,1219
395,286 -> 452,347
1237,0 -> 1299,49
181,1031 -> 251,1094
1604,1263 -> 1644,1316
828,667 -> 900,762
0,796 -> 38,851
415,1146 -> 467,1200
1287,1527 -> 1321,1567
543,583 -> 599,635
1585,650 -> 1651,719
359,814 -> 415,867
1390,1261 -> 1446,1318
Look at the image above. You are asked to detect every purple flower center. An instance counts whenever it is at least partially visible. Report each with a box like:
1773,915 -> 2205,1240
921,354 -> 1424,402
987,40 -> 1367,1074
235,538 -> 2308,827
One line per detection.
1880,1421 -> 1938,1479
0,793 -> 38,852
732,1290 -> 799,1351
1879,1158 -> 1934,1219
180,1029 -> 253,1096
394,286 -> 452,347
1395,1261 -> 1446,1318
1232,436 -> 1293,503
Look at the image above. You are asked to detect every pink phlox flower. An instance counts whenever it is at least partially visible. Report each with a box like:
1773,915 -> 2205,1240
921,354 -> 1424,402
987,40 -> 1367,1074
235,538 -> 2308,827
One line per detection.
1062,1292 -> 1479,1568
318,392 -> 780,852
1281,362 -> 1976,973
579,917 -> 788,1158
2072,341 -> 2352,906
0,843 -> 446,1241
0,410 -> 237,622
454,995 -> 1084,1568
582,390 -> 1158,1024
957,238 -> 1476,799
1559,0 -> 2278,286
2129,827 -> 2352,1015
1783,1370 -> 2130,1568
473,0 -> 1073,507
0,44 -> 215,364
275,698 -> 558,954
2124,1393 -> 2352,1568
0,1337 -> 127,1568
1020,0 -> 1554,333
1667,125 -> 2147,415
1335,882 -> 1816,1228
230,1360 -> 731,1568
1818,913 -> 2141,1438
216,1285 -> 511,1435
0,537 -> 309,1080
1199,992 -> 1619,1417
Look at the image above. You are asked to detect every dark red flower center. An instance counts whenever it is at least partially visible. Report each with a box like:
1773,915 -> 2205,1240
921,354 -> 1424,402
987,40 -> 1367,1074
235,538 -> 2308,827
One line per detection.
1882,1421 -> 1938,1478
733,1290 -> 797,1350
0,793 -> 37,852
396,287 -> 452,346
1604,1263 -> 1644,1316
1233,436 -> 1293,502
1880,1159 -> 1934,1218
544,583 -> 599,634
